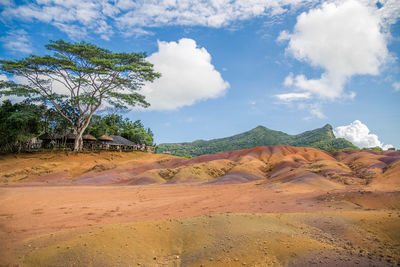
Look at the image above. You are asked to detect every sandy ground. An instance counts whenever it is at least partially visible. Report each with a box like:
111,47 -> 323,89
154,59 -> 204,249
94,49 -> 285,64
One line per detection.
1,183 -> 399,266
0,148 -> 399,266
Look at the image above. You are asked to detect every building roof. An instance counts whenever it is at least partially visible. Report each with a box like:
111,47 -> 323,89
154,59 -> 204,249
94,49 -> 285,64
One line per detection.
98,134 -> 113,141
108,135 -> 136,146
38,132 -> 53,140
65,133 -> 76,140
83,134 -> 97,141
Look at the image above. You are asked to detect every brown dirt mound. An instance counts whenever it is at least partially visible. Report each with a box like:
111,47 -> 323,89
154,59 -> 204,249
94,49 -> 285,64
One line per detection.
1,146 -> 399,190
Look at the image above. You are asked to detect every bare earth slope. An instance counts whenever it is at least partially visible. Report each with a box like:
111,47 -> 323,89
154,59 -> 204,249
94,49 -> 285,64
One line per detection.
0,146 -> 399,266
1,146 -> 399,190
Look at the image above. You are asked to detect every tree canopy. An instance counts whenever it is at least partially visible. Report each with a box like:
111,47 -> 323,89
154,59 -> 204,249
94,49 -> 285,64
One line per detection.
0,40 -> 159,151
0,100 -> 46,152
86,113 -> 154,145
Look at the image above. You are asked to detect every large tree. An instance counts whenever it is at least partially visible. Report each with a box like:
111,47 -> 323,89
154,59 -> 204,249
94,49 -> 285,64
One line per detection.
0,40 -> 159,151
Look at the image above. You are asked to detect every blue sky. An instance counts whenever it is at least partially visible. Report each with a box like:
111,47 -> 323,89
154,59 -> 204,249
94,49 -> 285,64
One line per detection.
0,0 -> 399,149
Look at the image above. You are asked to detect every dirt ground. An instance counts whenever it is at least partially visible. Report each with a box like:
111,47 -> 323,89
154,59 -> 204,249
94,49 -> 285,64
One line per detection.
0,148 -> 399,266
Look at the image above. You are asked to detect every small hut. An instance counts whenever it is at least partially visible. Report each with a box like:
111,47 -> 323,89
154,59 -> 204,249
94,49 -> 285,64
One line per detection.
65,132 -> 76,140
98,134 -> 113,142
83,134 -> 97,142
38,132 -> 53,141
83,134 -> 97,149
38,133 -> 55,148
107,135 -> 136,151
97,134 -> 113,149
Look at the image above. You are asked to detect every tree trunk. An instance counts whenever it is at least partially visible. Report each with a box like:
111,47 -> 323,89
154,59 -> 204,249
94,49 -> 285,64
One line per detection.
73,131 -> 83,152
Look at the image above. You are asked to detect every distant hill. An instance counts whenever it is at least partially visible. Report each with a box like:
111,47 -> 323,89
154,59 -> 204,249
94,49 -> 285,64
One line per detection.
156,124 -> 357,156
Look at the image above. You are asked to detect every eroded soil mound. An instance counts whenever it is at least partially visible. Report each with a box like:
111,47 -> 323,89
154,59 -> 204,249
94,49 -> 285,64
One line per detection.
2,146 -> 399,192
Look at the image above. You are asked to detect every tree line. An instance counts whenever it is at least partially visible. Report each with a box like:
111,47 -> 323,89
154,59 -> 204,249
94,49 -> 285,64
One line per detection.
0,99 -> 154,153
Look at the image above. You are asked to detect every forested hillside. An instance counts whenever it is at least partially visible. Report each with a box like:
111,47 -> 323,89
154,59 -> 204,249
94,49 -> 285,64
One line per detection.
157,124 -> 357,156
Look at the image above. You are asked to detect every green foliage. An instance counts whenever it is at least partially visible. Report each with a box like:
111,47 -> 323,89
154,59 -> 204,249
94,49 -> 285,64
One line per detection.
0,99 -> 154,152
85,113 -> 154,145
369,146 -> 383,151
156,124 -> 358,156
0,40 -> 159,151
166,153 -> 193,158
0,100 -> 46,152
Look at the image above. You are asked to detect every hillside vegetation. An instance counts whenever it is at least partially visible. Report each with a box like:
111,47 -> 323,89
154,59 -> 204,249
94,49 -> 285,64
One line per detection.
157,124 -> 357,156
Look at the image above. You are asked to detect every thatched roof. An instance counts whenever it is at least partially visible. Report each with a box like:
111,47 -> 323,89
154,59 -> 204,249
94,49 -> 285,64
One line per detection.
83,134 -> 97,141
98,134 -> 114,141
108,135 -> 135,146
65,133 -> 76,140
38,132 -> 53,140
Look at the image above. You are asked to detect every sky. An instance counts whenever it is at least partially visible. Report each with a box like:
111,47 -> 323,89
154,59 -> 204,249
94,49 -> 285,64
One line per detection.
0,0 -> 399,149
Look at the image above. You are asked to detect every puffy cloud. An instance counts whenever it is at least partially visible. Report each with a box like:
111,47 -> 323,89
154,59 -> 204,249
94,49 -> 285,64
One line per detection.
279,0 -> 390,100
0,30 -> 32,54
334,120 -> 393,150
140,38 -> 229,111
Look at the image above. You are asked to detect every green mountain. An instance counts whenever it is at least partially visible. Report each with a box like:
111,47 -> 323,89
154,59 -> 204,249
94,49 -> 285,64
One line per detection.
156,124 -> 357,156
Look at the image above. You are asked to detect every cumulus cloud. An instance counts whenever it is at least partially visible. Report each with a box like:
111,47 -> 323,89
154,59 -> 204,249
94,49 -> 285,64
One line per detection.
0,30 -> 32,54
278,0 -> 390,100
139,38 -> 229,111
1,0 -> 312,40
334,120 -> 393,150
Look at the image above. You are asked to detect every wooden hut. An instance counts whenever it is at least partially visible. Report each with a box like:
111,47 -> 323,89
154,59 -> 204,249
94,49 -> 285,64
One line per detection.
108,135 -> 136,151
83,134 -> 97,149
98,134 -> 113,142
38,133 -> 56,148
97,134 -> 113,150
83,134 -> 97,142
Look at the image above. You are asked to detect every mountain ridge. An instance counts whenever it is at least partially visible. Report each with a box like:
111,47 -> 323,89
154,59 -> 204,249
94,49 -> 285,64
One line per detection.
156,124 -> 357,156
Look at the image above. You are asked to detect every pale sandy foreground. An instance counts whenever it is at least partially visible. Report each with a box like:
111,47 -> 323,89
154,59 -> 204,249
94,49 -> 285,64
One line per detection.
0,148 -> 399,266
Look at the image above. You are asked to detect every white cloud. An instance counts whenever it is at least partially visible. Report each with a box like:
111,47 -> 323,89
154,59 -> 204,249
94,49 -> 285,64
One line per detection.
116,0 -> 313,29
309,103 -> 325,119
279,0 -> 390,100
53,23 -> 88,40
140,38 -> 229,111
275,92 -> 311,101
334,120 -> 393,150
2,1 -> 112,40
2,0 -> 313,40
393,82 -> 400,91
0,30 -> 32,54
0,0 -> 12,6
2,0 -> 399,43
